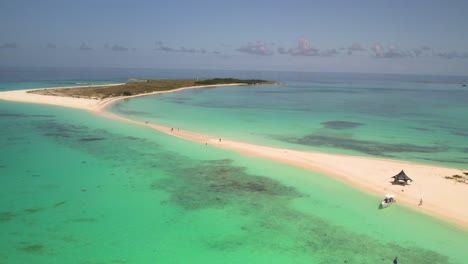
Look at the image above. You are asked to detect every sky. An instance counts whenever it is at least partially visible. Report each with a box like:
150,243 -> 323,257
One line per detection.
1,0 -> 468,75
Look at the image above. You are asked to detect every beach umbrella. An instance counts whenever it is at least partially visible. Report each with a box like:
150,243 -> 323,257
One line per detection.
391,170 -> 413,184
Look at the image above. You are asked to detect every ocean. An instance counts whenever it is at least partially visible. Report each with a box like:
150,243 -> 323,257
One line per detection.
1,67 -> 467,263
109,72 -> 468,168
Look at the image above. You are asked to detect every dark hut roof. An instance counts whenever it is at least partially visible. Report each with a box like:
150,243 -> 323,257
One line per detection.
391,170 -> 413,182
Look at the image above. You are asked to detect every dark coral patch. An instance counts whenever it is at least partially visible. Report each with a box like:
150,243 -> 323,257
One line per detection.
452,131 -> 468,137
65,218 -> 97,223
77,137 -> 105,142
0,211 -> 16,222
17,244 -> 44,254
23,207 -> 45,214
275,134 -> 446,156
409,127 -> 431,131
151,159 -> 301,210
53,201 -> 67,208
168,162 -> 452,263
321,121 -> 363,129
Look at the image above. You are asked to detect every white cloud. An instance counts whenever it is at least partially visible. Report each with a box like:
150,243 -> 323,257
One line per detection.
371,43 -> 409,58
237,41 -> 274,56
347,43 -> 365,55
281,38 -> 319,56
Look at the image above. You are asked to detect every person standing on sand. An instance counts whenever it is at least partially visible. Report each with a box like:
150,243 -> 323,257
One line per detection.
419,199 -> 423,206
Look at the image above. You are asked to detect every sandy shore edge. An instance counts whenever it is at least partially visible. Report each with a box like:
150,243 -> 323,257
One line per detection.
1,84 -> 467,230
0,83 -> 246,111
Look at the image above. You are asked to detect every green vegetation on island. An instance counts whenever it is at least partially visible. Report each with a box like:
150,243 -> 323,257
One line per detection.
29,78 -> 276,99
194,78 -> 273,85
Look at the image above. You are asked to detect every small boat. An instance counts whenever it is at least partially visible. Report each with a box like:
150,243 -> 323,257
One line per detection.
380,194 -> 396,208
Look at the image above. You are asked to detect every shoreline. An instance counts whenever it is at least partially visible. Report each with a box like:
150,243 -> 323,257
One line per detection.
1,84 -> 467,230
0,83 -> 247,111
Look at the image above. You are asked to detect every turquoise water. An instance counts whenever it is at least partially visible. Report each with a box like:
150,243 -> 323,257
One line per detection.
1,101 -> 467,263
110,80 -> 468,168
1,68 -> 468,263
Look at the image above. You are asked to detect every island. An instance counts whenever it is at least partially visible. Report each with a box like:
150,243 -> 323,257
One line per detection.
28,78 -> 277,99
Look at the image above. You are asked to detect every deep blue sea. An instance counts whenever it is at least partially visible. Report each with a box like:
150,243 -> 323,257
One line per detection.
1,67 -> 467,263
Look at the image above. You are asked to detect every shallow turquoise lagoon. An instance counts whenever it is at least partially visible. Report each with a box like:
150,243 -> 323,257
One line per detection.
109,81 -> 468,168
1,101 -> 467,263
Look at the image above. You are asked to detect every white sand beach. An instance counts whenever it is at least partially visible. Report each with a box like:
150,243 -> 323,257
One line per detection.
1,85 -> 467,230
0,83 -> 246,111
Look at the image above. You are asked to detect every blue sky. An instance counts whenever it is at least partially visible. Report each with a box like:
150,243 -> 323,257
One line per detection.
1,0 -> 468,75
